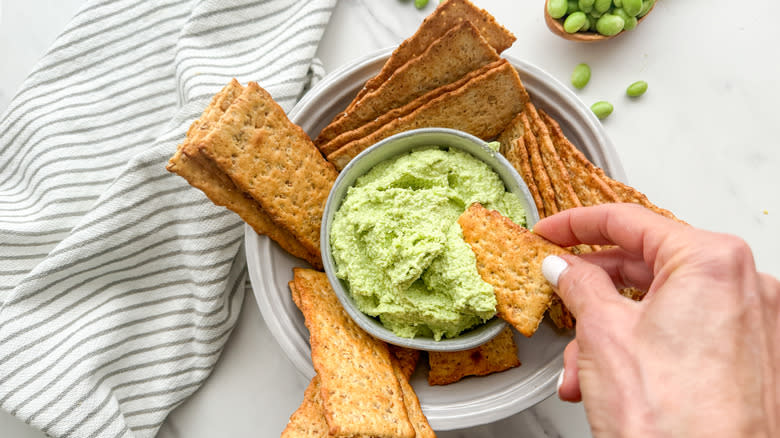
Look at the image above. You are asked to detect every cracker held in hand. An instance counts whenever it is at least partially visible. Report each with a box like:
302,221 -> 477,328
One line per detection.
428,326 -> 520,385
314,21 -> 500,147
327,59 -> 528,170
458,203 -> 570,336
198,82 -> 338,257
347,0 -> 515,110
166,80 -> 321,268
292,269 -> 416,438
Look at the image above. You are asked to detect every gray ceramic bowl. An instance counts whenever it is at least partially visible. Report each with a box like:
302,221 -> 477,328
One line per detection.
320,128 -> 541,352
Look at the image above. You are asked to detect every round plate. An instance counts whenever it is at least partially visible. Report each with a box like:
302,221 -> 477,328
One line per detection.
246,48 -> 626,431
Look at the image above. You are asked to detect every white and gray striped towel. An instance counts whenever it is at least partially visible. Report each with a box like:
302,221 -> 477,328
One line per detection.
0,0 -> 335,436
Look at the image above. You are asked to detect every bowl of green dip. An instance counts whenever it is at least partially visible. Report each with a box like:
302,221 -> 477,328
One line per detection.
321,128 -> 540,352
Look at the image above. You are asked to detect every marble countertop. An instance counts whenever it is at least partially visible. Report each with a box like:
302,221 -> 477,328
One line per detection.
1,0 -> 778,437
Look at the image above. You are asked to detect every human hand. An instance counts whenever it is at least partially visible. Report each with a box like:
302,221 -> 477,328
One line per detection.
533,203 -> 779,438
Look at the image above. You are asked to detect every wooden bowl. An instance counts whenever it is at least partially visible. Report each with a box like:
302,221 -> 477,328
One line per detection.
544,0 -> 656,42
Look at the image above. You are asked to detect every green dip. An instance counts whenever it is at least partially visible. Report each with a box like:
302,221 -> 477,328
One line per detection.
330,147 -> 526,340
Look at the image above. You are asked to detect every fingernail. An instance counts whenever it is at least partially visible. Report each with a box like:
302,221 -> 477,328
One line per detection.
542,255 -> 569,288
556,368 -> 565,394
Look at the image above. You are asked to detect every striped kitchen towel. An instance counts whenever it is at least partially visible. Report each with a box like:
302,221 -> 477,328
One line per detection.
0,0 -> 336,437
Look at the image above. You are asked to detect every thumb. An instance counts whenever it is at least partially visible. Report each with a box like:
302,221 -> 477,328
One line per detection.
542,254 -> 629,321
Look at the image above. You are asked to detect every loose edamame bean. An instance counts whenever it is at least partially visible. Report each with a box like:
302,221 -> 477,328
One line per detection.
548,0 -> 568,19
571,63 -> 591,89
622,0 -> 643,16
578,0 -> 594,13
596,13 -> 625,36
567,0 -> 579,14
564,11 -> 588,33
594,0 -> 612,13
637,0 -> 655,18
612,8 -> 638,30
626,80 -> 648,97
414,0 -> 429,9
591,101 -> 614,119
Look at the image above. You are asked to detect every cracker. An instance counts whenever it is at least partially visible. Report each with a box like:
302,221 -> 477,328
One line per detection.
347,0 -> 515,110
315,21 -> 500,147
428,326 -> 520,385
540,110 -> 679,221
519,112 -> 558,218
166,81 -> 321,268
540,110 -> 619,206
293,268 -> 414,438
280,376 -> 330,438
497,114 -> 544,215
198,82 -> 338,257
388,345 -> 421,381
391,358 -> 436,438
319,61 -> 502,157
458,204 -> 570,336
327,59 -> 529,170
525,103 -> 581,211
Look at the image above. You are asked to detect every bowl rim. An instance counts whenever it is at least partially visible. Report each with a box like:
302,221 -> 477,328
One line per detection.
319,127 -> 540,352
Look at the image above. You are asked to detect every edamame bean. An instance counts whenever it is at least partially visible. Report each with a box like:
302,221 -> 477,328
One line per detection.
637,0 -> 655,18
578,0 -> 594,13
571,63 -> 591,89
596,13 -> 625,36
548,0 -> 568,19
626,80 -> 648,97
622,0 -> 643,16
612,8 -> 638,30
564,11 -> 588,33
414,0 -> 429,9
581,14 -> 592,31
590,101 -> 614,119
590,9 -> 604,18
613,0 -> 622,6
594,0 -> 612,13
567,0 -> 579,13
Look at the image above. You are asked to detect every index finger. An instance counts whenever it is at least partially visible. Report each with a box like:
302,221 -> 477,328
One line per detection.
533,203 -> 687,264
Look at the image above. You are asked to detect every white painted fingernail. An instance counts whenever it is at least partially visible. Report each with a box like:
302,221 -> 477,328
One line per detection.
556,368 -> 565,394
542,255 -> 569,288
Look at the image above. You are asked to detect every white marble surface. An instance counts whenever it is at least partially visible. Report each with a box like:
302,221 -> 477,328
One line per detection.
1,0 -> 778,437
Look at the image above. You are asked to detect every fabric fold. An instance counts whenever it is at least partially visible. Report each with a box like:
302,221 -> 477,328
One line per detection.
0,0 -> 336,437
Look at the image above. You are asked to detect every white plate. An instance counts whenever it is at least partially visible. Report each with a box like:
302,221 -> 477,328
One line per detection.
246,48 -> 626,431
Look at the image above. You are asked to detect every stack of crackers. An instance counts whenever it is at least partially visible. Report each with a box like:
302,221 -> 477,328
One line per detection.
166,0 -> 682,435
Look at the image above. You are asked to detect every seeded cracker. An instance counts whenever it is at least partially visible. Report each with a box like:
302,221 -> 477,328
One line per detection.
392,360 -> 436,438
497,114 -> 544,215
315,21 -> 500,148
525,103 -> 581,211
388,345 -> 421,381
320,61 -> 502,157
280,376 -> 330,438
428,326 -> 520,385
458,204 -> 570,336
198,82 -> 338,257
166,80 -> 320,268
343,0 -> 515,115
327,59 -> 528,170
292,269 -> 415,438
519,112 -> 558,218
